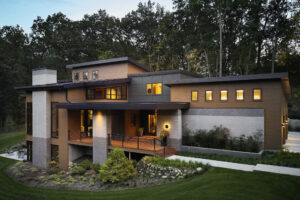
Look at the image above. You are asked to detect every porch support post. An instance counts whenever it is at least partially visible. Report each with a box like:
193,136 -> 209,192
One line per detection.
93,110 -> 108,164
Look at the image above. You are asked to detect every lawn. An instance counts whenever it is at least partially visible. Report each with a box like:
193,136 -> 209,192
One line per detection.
1,131 -> 300,200
0,130 -> 25,153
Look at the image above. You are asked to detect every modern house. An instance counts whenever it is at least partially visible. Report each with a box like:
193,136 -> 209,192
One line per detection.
17,57 -> 291,169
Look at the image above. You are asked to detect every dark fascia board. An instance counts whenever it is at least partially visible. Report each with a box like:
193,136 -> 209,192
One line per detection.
55,102 -> 190,110
128,69 -> 202,78
15,78 -> 131,91
66,57 -> 150,72
164,72 -> 289,85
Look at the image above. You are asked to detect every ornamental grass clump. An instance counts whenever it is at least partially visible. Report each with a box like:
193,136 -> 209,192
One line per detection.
97,148 -> 137,183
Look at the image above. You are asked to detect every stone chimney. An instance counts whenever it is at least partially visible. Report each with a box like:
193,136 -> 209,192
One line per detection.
32,67 -> 57,85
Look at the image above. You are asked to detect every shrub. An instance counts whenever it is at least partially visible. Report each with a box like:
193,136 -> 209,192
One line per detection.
182,126 -> 263,153
79,159 -> 91,170
97,148 -> 137,183
70,166 -> 86,175
92,163 -> 101,173
48,161 -> 59,174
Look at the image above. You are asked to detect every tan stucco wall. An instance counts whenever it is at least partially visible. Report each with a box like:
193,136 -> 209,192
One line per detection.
72,63 -> 146,82
170,80 -> 286,150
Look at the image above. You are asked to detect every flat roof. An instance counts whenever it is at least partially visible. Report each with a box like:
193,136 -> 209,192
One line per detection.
55,102 -> 190,110
66,57 -> 150,72
164,72 -> 289,85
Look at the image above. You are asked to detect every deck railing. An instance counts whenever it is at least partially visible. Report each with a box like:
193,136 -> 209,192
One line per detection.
108,134 -> 166,157
68,130 -> 92,143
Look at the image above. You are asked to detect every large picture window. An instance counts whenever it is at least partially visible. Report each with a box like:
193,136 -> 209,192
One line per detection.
86,86 -> 126,100
26,102 -> 32,135
146,83 -> 162,95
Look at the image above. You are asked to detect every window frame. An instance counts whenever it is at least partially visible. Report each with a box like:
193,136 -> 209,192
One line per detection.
146,83 -> 162,95
220,89 -> 228,101
83,71 -> 89,80
74,72 -> 79,81
253,88 -> 263,101
236,89 -> 245,101
86,85 -> 127,100
51,102 -> 59,138
50,144 -> 59,162
26,102 -> 32,135
205,90 -> 213,102
92,70 -> 98,80
191,90 -> 198,101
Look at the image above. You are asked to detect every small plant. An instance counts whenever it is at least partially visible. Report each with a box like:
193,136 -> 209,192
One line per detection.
159,130 -> 169,140
79,159 -> 91,170
79,176 -> 87,183
89,176 -> 95,187
97,148 -> 137,183
70,166 -> 86,175
92,163 -> 101,173
68,175 -> 77,186
48,161 -> 59,174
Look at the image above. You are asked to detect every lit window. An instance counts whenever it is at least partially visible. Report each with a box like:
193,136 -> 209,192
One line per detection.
92,70 -> 98,80
111,88 -> 117,99
146,83 -> 162,95
236,90 -> 244,100
74,72 -> 79,81
220,90 -> 228,101
83,72 -> 88,80
205,90 -> 213,101
117,87 -> 121,99
191,91 -> 198,101
106,88 -> 111,99
146,84 -> 152,95
253,89 -> 262,101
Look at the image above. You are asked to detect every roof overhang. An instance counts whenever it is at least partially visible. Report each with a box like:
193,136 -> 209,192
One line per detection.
55,102 -> 190,110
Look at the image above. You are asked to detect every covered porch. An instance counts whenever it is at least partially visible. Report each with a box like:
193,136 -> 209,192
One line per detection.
57,102 -> 189,161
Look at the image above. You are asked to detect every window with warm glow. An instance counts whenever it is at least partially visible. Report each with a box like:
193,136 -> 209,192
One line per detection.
146,84 -> 152,94
220,90 -> 228,101
87,86 -> 125,100
83,72 -> 88,80
191,91 -> 198,101
205,90 -> 213,101
146,83 -> 162,95
236,89 -> 244,100
253,89 -> 262,101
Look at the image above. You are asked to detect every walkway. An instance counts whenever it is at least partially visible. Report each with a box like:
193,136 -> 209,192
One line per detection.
168,155 -> 300,177
284,131 -> 300,153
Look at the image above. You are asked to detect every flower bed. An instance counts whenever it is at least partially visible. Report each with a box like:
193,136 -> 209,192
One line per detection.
7,150 -> 209,191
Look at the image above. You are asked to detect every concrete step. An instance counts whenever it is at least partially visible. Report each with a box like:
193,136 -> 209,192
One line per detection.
285,140 -> 300,145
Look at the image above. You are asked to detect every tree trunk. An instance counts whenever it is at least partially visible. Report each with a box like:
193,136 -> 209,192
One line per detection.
204,50 -> 211,77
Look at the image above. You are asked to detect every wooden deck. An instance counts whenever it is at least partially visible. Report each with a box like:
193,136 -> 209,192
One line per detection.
68,135 -> 176,157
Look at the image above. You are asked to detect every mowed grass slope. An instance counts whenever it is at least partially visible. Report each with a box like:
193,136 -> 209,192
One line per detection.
0,131 -> 300,200
0,130 -> 25,153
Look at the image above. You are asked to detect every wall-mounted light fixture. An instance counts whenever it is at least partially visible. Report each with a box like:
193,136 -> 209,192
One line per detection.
163,122 -> 171,131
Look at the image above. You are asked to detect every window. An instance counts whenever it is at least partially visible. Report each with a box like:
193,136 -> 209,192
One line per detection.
26,102 -> 32,135
51,144 -> 59,162
74,72 -> 79,81
220,90 -> 228,101
83,72 -> 88,80
51,102 -> 58,138
236,89 -> 244,101
205,90 -> 213,101
87,86 -> 126,100
92,70 -> 98,80
146,83 -> 162,95
191,91 -> 198,101
27,141 -> 32,161
253,89 -> 262,101
80,110 -> 93,137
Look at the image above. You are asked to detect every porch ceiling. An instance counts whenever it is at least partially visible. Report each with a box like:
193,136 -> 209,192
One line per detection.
56,102 -> 189,110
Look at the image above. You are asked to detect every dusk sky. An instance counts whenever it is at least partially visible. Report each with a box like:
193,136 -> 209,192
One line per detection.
0,0 -> 174,33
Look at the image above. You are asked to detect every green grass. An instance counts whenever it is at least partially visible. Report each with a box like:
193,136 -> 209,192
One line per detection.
0,130 -> 25,153
1,131 -> 300,199
177,151 -> 300,168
